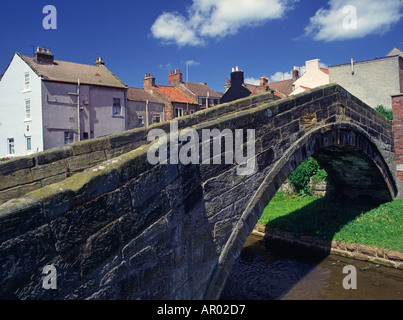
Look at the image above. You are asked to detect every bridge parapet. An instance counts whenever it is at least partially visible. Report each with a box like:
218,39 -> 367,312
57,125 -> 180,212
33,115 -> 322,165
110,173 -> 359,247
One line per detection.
0,84 -> 400,300
0,92 -> 279,205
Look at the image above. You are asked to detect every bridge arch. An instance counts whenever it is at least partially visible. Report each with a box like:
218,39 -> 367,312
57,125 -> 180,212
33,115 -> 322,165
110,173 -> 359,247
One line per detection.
1,84 -> 401,300
204,121 -> 397,300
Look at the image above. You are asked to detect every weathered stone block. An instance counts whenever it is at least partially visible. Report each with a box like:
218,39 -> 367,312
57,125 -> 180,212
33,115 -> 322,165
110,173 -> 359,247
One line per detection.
35,147 -> 73,165
31,159 -> 67,181
0,195 -> 45,243
68,150 -> 107,172
80,220 -> 121,277
71,136 -> 110,156
0,168 -> 34,190
0,182 -> 42,206
51,187 -> 130,252
0,157 -> 34,176
0,225 -> 54,298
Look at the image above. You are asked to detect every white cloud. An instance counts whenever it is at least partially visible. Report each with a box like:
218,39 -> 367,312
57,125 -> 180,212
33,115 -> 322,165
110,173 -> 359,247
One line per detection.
151,12 -> 204,46
269,71 -> 293,82
185,60 -> 200,67
304,0 -> 403,42
151,0 -> 298,46
244,77 -> 260,85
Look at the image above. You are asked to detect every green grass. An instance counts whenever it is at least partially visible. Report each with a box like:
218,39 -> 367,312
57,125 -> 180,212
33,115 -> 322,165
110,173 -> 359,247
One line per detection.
258,191 -> 403,252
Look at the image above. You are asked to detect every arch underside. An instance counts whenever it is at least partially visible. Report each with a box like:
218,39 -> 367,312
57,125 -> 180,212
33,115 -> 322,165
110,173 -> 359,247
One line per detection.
205,122 -> 397,300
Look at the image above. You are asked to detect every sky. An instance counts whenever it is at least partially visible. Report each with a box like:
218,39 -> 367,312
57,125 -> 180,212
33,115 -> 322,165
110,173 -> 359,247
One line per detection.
0,0 -> 402,93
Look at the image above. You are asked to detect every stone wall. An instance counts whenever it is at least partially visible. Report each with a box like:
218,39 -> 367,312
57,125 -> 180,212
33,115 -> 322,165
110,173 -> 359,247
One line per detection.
0,84 -> 400,300
0,92 -> 279,205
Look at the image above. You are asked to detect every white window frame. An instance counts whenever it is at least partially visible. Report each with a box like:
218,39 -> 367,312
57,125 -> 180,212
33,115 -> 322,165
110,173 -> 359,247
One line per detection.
24,72 -> 30,91
112,98 -> 122,116
152,113 -> 161,124
175,107 -> 183,118
25,99 -> 31,120
7,138 -> 15,155
138,115 -> 144,126
64,132 -> 74,145
26,136 -> 32,152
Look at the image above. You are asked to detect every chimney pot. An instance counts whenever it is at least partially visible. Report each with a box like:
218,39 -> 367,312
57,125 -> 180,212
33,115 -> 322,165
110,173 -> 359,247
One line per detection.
34,47 -> 54,65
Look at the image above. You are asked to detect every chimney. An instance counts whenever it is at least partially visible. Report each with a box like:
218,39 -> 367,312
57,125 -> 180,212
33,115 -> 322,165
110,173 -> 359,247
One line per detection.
168,69 -> 183,86
292,66 -> 299,80
143,73 -> 155,91
392,93 -> 403,182
95,57 -> 105,66
230,66 -> 244,87
34,47 -> 54,65
260,75 -> 268,86
306,59 -> 321,73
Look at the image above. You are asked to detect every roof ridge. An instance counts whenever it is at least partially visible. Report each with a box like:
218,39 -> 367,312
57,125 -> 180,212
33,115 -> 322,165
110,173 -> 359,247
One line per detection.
99,64 -> 127,88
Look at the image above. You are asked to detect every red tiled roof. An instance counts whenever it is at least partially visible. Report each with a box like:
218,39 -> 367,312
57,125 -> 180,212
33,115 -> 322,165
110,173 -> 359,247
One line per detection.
155,86 -> 197,104
321,68 -> 329,75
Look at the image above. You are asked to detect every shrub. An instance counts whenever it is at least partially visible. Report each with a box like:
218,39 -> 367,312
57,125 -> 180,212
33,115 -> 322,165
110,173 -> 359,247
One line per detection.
375,105 -> 393,120
289,157 -> 327,194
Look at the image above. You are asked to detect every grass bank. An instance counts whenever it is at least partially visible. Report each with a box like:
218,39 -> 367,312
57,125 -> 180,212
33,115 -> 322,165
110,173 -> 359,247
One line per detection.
258,191 -> 403,253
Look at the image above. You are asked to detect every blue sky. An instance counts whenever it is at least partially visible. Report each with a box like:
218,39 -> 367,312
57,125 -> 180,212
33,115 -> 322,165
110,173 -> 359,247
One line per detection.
1,0 -> 402,93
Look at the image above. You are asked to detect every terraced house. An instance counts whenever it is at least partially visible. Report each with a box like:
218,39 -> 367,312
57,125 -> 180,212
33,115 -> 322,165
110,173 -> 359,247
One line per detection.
0,47 -> 127,158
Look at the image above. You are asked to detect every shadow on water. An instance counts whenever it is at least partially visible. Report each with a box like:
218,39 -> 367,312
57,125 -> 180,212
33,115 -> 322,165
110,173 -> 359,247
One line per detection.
220,195 -> 389,300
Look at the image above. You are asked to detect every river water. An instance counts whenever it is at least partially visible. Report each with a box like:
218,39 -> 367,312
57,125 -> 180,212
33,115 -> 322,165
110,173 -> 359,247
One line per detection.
220,234 -> 403,300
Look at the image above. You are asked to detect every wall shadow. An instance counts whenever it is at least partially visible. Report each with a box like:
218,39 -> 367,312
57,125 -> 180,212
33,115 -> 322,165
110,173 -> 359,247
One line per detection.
219,195 -> 384,300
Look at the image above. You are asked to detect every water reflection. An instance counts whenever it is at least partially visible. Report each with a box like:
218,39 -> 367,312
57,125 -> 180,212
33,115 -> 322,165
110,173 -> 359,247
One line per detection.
220,235 -> 403,300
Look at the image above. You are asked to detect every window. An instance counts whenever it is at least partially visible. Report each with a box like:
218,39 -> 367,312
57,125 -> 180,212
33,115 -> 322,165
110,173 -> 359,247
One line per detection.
113,98 -> 121,116
24,72 -> 30,91
64,132 -> 74,145
138,115 -> 144,126
26,137 -> 32,151
153,113 -> 161,124
175,107 -> 183,118
25,99 -> 31,120
190,110 -> 195,114
7,138 -> 15,155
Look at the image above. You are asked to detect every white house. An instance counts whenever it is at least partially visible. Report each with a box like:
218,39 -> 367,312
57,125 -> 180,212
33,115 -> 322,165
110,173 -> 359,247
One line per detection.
290,59 -> 329,95
0,48 -> 127,158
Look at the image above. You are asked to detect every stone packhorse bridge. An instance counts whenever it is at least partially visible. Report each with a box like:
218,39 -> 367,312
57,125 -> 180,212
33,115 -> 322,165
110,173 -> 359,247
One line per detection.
0,84 -> 402,300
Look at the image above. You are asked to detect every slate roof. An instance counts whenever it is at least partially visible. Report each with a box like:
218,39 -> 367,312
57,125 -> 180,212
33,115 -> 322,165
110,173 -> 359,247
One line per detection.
155,86 -> 198,104
179,82 -> 222,98
244,78 -> 294,97
267,78 -> 295,97
20,54 -> 127,89
127,87 -> 164,104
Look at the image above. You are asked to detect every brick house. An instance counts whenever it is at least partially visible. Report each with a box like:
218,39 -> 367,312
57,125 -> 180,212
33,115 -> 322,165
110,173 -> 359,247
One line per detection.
143,73 -> 198,121
168,69 -> 222,110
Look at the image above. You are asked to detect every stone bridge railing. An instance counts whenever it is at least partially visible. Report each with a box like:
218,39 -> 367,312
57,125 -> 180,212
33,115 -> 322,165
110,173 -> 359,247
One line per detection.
0,92 -> 279,205
0,84 -> 401,300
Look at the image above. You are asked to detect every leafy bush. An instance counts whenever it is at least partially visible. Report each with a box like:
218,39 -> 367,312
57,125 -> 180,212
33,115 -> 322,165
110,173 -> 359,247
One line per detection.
289,157 -> 327,195
375,105 -> 393,120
